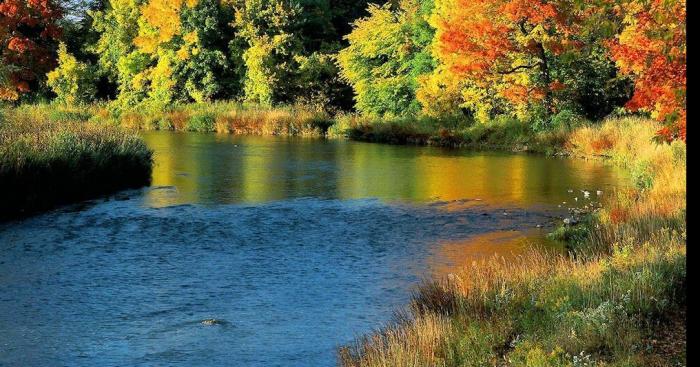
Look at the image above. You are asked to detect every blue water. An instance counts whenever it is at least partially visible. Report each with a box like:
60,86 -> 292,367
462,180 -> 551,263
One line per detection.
0,133 -> 621,366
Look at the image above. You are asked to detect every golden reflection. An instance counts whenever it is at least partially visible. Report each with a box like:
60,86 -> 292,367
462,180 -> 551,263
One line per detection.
336,143 -> 421,201
427,230 -> 563,278
241,140 -> 275,202
141,132 -> 623,209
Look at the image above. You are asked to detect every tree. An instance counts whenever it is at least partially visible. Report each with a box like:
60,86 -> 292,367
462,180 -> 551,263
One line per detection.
429,0 -> 573,123
230,0 -> 303,105
89,0 -> 145,106
609,0 -> 686,141
90,0 -> 238,110
47,42 -> 97,104
0,0 -> 63,101
337,0 -> 434,117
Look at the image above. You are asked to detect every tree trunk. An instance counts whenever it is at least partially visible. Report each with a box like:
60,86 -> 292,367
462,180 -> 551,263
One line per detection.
537,42 -> 554,121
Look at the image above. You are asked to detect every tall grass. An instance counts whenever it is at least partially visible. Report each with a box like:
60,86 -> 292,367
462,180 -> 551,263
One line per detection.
6,102 -> 335,137
0,109 -> 153,221
340,117 -> 686,367
331,114 -> 572,154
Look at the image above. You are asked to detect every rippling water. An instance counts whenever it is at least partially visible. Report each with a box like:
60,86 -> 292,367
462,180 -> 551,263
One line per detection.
0,133 -> 622,366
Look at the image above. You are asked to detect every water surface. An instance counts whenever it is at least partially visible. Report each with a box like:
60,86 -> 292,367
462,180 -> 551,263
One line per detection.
0,133 -> 622,366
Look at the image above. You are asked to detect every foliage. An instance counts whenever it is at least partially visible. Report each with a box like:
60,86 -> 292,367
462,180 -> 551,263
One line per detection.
609,0 -> 686,142
47,43 -> 98,105
428,0 -> 567,122
419,0 -> 638,127
3,0 -> 685,135
337,0 -> 435,117
89,0 -> 147,108
0,0 -> 63,101
230,0 -> 304,105
89,0 -> 237,111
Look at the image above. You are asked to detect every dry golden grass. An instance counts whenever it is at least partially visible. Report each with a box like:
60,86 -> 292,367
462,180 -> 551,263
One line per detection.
340,313 -> 454,367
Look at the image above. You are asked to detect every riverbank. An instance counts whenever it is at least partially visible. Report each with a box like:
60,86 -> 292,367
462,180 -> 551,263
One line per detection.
3,103 -> 335,137
329,114 -> 575,155
0,109 -> 153,221
1,103 -> 617,155
339,118 -> 686,366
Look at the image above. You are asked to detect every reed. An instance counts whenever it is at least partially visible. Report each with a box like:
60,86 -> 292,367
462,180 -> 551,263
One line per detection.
0,111 -> 153,221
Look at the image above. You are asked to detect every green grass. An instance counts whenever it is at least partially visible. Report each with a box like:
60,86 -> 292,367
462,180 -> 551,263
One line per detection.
330,114 -> 573,154
0,111 -> 153,221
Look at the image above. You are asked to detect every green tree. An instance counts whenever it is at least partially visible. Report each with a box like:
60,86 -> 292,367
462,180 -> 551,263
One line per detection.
178,1 -> 239,101
337,0 -> 435,117
89,0 -> 148,108
47,43 -> 98,105
90,0 -> 240,110
230,0 -> 303,105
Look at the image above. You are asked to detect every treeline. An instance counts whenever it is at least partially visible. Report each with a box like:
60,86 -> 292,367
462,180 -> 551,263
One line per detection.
1,0 -> 370,109
0,0 -> 686,140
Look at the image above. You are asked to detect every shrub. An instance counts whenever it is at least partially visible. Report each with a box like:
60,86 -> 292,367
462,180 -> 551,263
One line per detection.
186,113 -> 216,132
46,43 -> 97,106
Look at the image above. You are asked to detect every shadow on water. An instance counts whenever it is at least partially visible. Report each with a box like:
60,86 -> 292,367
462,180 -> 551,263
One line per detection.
0,132 -> 624,366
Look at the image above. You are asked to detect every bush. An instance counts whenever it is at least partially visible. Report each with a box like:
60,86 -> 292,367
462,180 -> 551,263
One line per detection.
46,43 -> 97,106
186,113 -> 216,132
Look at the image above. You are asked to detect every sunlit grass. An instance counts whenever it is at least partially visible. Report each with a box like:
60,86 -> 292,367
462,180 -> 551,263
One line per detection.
0,109 -> 153,220
340,117 -> 686,367
9,102 -> 335,136
331,114 -> 572,154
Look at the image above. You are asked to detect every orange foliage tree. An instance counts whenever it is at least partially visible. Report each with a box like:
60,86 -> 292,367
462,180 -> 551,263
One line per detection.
609,0 -> 686,141
0,0 -> 63,100
430,0 -> 582,122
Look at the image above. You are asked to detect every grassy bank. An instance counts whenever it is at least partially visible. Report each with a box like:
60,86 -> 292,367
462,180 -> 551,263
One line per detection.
5,103 -> 603,155
329,114 -> 576,154
0,110 -> 153,221
339,118 -> 686,367
4,102 -> 335,137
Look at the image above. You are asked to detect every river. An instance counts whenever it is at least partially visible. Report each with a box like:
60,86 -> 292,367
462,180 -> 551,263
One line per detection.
0,132 -> 622,366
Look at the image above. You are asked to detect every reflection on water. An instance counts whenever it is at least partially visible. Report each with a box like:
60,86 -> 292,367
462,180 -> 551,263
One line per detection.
427,229 -> 561,277
0,132 -> 623,367
143,132 -> 620,209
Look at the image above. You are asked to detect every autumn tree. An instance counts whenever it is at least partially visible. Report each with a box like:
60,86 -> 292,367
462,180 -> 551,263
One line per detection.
428,0 -> 572,123
609,0 -> 686,141
0,0 -> 63,101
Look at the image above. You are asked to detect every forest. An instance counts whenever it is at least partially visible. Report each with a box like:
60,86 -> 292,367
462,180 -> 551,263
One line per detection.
0,0 -> 686,141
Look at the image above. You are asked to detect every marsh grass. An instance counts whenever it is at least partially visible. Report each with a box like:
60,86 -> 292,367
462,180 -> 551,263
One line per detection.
340,118 -> 686,367
0,112 -> 153,221
332,114 -> 572,154
15,102 -> 336,136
